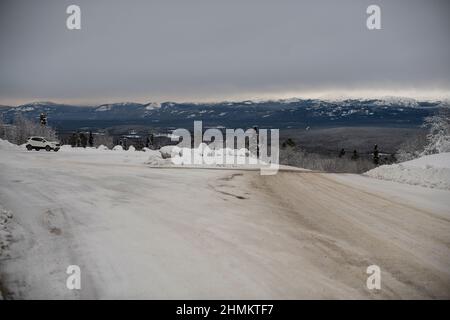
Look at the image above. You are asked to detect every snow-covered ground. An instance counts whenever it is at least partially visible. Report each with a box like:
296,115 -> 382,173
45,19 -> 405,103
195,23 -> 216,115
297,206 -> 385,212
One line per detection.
0,141 -> 449,299
365,153 -> 450,190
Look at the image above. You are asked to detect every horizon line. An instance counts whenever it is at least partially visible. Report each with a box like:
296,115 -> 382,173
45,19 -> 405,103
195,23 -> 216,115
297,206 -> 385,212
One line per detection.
2,89 -> 450,107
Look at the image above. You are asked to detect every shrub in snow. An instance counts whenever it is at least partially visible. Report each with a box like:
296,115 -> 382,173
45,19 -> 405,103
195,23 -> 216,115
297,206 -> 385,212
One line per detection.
279,147 -> 375,173
97,145 -> 109,151
113,145 -> 123,151
128,145 -> 136,152
93,134 -> 114,149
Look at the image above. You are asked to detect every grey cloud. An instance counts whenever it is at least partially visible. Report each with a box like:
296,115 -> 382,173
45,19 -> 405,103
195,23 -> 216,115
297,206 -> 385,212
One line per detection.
0,0 -> 449,104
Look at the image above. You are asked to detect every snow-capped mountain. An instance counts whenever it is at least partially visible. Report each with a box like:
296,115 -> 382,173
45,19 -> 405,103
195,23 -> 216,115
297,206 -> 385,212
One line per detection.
0,98 -> 447,130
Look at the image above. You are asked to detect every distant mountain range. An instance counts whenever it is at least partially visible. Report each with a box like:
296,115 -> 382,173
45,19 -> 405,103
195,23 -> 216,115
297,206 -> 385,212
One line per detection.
1,98 -> 448,131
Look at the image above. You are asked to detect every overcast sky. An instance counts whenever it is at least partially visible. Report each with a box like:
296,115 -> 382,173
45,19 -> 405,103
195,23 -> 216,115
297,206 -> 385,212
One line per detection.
0,0 -> 449,105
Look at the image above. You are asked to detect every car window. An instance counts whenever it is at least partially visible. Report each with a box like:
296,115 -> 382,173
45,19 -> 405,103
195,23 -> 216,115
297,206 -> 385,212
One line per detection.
31,137 -> 42,141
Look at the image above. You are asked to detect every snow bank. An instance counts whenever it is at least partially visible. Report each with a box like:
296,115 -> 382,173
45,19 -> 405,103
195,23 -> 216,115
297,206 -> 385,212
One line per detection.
398,153 -> 450,169
97,145 -> 109,151
59,146 -> 103,152
0,139 -> 19,150
364,153 -> 450,190
145,151 -> 168,166
159,145 -> 177,159
0,207 -> 13,258
61,145 -> 144,153
150,145 -> 267,169
59,145 -> 73,151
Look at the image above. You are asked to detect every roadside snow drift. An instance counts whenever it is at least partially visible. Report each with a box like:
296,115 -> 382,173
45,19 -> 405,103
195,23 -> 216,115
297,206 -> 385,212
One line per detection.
0,139 -> 19,151
365,153 -> 450,190
0,207 -> 13,258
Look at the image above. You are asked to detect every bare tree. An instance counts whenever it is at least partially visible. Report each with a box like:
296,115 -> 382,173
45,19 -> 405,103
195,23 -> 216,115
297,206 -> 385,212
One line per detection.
279,146 -> 375,173
93,133 -> 114,149
0,116 -> 17,142
421,108 -> 450,155
10,114 -> 58,145
0,117 -> 5,139
396,133 -> 427,162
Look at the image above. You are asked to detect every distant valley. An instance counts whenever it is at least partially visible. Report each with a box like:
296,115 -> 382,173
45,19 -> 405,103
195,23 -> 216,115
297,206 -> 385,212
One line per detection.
1,98 -> 447,133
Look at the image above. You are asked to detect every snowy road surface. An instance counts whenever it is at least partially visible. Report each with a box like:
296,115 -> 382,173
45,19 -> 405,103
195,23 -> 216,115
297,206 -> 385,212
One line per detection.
1,147 -> 449,299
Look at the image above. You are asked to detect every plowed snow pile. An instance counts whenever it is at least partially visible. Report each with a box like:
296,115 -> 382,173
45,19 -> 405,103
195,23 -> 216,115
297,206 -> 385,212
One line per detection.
365,153 -> 450,190
0,139 -> 19,150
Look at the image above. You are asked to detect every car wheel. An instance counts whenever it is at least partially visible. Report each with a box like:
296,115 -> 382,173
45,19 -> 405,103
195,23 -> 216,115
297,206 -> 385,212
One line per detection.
45,145 -> 51,152
54,148 -> 60,152
26,144 -> 33,151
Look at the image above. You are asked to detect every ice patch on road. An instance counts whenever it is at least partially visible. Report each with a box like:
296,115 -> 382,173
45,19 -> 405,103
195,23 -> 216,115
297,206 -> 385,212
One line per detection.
365,153 -> 450,190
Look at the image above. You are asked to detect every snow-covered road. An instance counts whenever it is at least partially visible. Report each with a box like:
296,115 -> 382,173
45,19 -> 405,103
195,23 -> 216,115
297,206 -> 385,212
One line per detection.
1,146 -> 449,299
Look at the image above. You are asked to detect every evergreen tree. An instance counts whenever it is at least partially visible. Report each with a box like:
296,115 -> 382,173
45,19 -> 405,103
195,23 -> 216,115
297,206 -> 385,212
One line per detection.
76,133 -> 81,147
373,144 -> 380,165
123,137 -> 128,150
69,133 -> 77,147
286,138 -> 295,147
351,150 -> 359,160
80,133 -> 87,148
88,131 -> 94,147
39,113 -> 47,126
